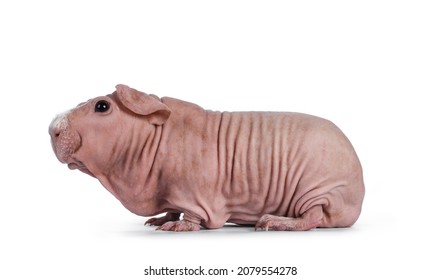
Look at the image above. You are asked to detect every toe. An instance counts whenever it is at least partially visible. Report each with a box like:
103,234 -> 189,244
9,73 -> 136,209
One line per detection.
157,221 -> 176,231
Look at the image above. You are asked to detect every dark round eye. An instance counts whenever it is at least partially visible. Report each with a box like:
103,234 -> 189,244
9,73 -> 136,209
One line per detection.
95,100 -> 110,113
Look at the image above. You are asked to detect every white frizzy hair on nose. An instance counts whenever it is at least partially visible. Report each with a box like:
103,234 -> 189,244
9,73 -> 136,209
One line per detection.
50,110 -> 71,131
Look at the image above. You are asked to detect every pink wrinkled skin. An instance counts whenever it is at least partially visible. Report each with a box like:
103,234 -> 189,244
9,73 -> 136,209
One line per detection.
49,85 -> 365,232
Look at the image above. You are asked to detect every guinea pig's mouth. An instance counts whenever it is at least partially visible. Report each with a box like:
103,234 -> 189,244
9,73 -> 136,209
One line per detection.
68,161 -> 94,177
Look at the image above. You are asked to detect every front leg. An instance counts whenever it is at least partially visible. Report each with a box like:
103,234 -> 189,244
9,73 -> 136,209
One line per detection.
156,213 -> 201,232
144,212 -> 181,226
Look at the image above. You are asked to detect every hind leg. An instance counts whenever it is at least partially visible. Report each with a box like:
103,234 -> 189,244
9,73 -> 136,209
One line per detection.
255,205 -> 323,231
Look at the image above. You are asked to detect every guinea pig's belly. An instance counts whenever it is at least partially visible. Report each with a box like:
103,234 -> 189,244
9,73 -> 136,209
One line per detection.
201,212 -> 260,228
226,212 -> 263,225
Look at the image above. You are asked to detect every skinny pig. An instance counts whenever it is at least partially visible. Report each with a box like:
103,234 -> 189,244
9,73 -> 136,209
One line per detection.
49,85 -> 365,231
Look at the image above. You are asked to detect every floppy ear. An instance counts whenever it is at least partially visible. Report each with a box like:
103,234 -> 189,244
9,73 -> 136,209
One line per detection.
114,84 -> 171,125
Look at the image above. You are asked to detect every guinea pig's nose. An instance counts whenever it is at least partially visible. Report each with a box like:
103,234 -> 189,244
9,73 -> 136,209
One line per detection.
49,112 -> 69,140
49,126 -> 61,140
51,127 -> 61,138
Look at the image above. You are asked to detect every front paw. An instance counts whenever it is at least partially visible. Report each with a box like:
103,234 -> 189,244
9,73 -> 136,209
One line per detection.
144,213 -> 181,226
157,220 -> 201,232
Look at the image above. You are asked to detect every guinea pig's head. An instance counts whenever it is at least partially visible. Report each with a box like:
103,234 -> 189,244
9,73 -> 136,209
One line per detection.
49,84 -> 171,177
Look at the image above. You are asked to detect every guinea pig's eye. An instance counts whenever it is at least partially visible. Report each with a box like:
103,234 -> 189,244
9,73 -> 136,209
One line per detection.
95,100 -> 110,113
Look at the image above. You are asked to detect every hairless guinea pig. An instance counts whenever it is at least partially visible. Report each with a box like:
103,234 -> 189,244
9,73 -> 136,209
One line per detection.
49,84 -> 365,232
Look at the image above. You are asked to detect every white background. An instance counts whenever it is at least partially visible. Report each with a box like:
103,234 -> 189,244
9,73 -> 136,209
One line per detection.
1,1 -> 439,279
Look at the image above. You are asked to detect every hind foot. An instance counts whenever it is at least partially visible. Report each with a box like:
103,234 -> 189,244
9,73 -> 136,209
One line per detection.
255,205 -> 323,231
